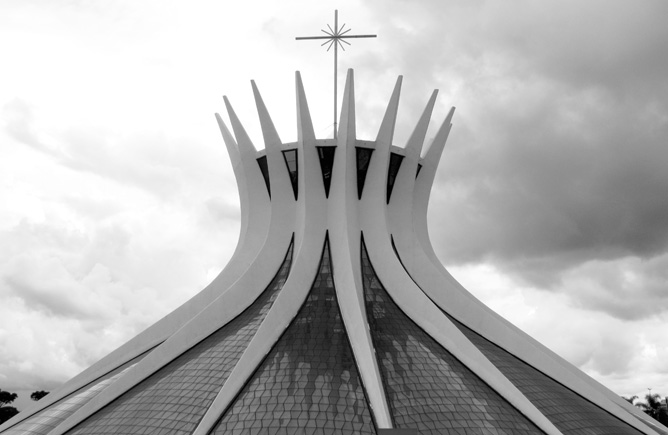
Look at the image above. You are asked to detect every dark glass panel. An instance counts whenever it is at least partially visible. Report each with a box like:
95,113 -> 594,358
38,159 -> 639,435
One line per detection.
356,147 -> 374,200
282,149 -> 299,200
65,239 -> 295,435
415,163 -> 422,179
256,156 -> 271,198
361,238 -> 544,435
448,317 -> 647,435
212,237 -> 376,434
386,153 -> 404,204
316,146 -> 336,198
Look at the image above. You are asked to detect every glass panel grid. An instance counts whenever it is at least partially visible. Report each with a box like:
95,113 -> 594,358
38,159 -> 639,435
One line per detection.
65,240 -> 294,435
449,317 -> 647,435
212,239 -> 376,434
361,240 -> 544,435
2,364 -> 137,435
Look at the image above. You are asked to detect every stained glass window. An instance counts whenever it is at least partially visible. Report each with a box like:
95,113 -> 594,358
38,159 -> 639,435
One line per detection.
2,360 -> 141,435
211,237 -> 377,434
448,317 -> 647,435
65,238 -> 294,435
361,238 -> 544,435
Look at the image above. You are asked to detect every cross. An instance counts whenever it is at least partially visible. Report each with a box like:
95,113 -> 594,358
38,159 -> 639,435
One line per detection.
296,10 -> 376,139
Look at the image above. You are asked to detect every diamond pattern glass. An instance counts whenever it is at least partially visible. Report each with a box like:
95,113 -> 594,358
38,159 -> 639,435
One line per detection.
1,360 -> 140,435
361,239 -> 544,435
449,317 -> 647,435
211,238 -> 377,434
65,239 -> 294,435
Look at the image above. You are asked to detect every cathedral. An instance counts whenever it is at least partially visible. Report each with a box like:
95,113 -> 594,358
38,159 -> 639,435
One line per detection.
1,70 -> 665,435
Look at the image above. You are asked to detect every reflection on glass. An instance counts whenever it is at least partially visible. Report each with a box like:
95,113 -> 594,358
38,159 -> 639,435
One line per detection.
3,364 -> 137,435
361,238 -> 544,435
449,317 -> 645,435
66,239 -> 294,435
213,238 -> 376,434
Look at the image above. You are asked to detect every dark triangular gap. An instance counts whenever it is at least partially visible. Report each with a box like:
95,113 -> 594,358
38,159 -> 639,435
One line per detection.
5,346 -> 157,435
255,156 -> 271,198
282,149 -> 298,200
356,147 -> 374,200
316,146 -> 336,198
386,153 -> 404,204
360,235 -> 545,435
212,236 -> 377,434
416,163 -> 422,178
65,236 -> 296,435
447,316 -> 647,435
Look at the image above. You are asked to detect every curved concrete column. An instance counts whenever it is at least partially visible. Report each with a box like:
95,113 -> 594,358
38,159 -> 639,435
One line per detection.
328,70 -> 393,428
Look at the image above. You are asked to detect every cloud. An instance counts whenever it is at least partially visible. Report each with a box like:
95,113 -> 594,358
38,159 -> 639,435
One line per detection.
452,261 -> 668,395
381,0 -> 668,290
0,191 -> 236,390
556,254 -> 668,321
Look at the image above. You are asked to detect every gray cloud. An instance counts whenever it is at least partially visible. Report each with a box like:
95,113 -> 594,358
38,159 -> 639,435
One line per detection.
434,92 -> 668,267
558,254 -> 668,321
354,0 -> 668,325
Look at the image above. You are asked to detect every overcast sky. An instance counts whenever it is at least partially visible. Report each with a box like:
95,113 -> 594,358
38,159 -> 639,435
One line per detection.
1,0 -> 668,409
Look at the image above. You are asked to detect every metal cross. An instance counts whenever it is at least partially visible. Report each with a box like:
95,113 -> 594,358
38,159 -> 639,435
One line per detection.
296,10 -> 376,139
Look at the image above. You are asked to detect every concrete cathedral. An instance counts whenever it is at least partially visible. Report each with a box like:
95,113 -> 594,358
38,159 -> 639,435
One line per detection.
1,70 -> 665,435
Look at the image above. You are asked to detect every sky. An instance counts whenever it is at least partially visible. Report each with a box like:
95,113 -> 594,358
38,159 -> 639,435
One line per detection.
1,0 -> 668,411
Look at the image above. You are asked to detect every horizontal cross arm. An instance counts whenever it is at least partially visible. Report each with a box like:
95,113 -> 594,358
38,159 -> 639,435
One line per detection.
296,36 -> 332,40
296,34 -> 377,41
341,34 -> 377,38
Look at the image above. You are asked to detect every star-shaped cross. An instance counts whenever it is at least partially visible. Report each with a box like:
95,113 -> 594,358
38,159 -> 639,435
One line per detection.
296,10 -> 377,138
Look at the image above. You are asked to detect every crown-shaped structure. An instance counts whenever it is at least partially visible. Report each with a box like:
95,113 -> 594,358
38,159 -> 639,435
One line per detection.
1,70 -> 665,435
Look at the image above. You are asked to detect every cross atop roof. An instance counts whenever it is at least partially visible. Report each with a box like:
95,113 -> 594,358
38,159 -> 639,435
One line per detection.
296,10 -> 376,138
